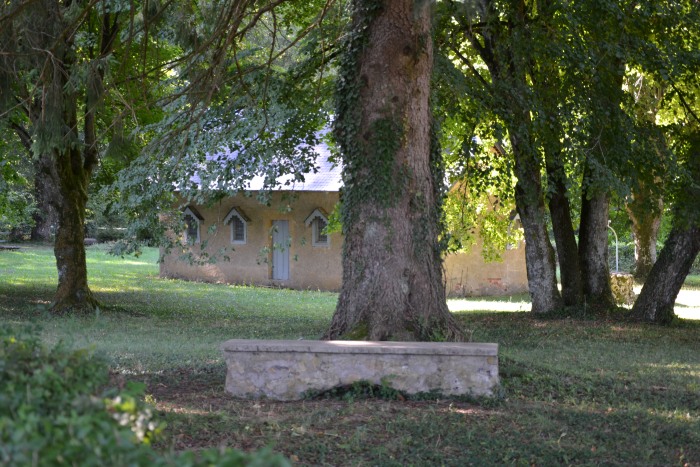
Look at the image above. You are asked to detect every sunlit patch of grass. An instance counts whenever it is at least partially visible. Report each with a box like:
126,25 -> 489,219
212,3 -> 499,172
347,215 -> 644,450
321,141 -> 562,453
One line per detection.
448,294 -> 531,313
1,246 -> 337,370
673,289 -> 700,320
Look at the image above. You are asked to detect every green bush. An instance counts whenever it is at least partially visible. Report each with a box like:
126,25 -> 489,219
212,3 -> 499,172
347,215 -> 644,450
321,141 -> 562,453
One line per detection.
0,327 -> 290,467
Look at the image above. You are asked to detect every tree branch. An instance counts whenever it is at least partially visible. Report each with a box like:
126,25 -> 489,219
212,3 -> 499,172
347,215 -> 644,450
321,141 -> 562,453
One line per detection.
10,121 -> 32,153
670,81 -> 700,126
448,42 -> 492,93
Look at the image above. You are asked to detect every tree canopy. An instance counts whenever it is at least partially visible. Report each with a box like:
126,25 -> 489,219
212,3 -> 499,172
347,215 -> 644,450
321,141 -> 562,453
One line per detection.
1,0 -> 699,326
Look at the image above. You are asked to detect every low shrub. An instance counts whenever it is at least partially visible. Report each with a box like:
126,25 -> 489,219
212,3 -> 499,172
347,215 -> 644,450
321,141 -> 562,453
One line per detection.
0,327 -> 289,466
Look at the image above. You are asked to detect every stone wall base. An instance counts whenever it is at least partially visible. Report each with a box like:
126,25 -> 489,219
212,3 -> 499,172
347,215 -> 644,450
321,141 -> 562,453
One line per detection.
221,340 -> 499,401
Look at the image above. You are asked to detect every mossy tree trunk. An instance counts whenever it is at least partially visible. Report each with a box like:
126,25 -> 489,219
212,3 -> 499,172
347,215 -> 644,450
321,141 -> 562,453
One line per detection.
42,40 -> 99,314
31,152 -> 59,242
50,145 -> 98,314
27,0 -> 116,313
627,185 -> 663,282
326,0 -> 464,341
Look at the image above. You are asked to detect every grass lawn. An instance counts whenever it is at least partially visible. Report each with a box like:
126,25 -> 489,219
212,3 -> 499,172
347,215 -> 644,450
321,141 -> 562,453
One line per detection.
1,245 -> 699,465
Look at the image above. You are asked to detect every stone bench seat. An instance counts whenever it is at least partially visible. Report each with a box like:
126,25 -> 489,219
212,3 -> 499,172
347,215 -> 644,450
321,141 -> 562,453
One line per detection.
221,339 -> 499,401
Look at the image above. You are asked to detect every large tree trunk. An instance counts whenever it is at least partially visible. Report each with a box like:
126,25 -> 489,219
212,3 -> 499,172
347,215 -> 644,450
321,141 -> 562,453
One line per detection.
627,186 -> 663,282
631,225 -> 700,323
49,147 -> 98,314
578,181 -> 614,311
326,0 -> 464,341
33,0 -> 103,314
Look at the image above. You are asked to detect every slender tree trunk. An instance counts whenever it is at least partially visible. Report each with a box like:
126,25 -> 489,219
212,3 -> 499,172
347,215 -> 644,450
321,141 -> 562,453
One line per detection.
578,177 -> 614,311
326,0 -> 463,341
631,225 -> 700,323
632,135 -> 700,323
627,188 -> 662,282
546,152 -> 583,306
511,133 -> 563,313
533,0 -> 583,307
471,0 -> 562,314
575,41 -> 624,312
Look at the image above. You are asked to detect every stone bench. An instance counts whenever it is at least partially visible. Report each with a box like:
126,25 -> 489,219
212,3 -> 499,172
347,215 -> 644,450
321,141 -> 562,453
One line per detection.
221,339 -> 499,401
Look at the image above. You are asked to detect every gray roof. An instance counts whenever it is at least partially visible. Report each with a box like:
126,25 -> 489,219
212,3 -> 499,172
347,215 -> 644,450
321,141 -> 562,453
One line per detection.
245,141 -> 342,192
190,140 -> 342,193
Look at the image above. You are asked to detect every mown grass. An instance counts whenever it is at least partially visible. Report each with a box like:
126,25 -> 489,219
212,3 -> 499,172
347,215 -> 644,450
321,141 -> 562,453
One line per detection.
0,245 -> 336,371
1,245 -> 699,466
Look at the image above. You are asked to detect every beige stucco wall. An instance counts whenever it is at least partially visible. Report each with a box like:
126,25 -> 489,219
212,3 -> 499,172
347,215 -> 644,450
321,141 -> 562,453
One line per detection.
161,192 -> 529,296
160,192 -> 343,291
443,240 -> 529,297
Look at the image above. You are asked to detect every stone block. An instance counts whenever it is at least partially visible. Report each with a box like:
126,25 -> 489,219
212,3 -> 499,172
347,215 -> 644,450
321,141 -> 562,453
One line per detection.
221,340 -> 499,401
611,273 -> 636,305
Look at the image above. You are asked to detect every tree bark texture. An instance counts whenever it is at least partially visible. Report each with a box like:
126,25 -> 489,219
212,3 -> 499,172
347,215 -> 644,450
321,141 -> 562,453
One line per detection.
578,182 -> 614,311
467,0 -> 562,314
630,225 -> 700,323
50,147 -> 98,314
326,0 -> 464,341
31,152 -> 59,242
545,148 -> 583,306
30,0 -> 102,313
511,131 -> 563,313
533,47 -> 584,307
575,36 -> 625,312
632,135 -> 700,323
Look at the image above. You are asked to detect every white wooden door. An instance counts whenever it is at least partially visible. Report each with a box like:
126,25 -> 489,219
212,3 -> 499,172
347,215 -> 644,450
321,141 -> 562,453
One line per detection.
271,220 -> 290,281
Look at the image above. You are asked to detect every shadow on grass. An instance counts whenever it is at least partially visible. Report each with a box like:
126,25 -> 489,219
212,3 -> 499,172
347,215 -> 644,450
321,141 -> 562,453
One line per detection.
137,360 -> 699,465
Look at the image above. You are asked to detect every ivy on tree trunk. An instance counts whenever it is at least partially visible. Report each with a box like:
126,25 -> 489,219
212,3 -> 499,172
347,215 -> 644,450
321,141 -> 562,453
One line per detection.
326,0 -> 464,341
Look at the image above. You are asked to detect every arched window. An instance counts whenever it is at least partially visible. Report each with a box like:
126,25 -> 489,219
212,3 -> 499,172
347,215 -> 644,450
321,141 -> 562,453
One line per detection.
224,207 -> 250,244
305,208 -> 329,247
182,206 -> 204,244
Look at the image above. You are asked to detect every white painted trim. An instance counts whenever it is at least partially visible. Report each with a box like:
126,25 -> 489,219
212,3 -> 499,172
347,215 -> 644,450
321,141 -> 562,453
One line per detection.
182,207 -> 202,244
224,207 -> 249,244
305,208 -> 330,247
304,208 -> 328,226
